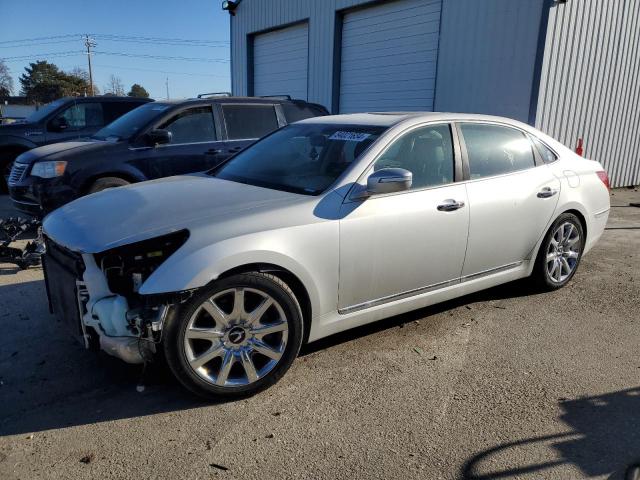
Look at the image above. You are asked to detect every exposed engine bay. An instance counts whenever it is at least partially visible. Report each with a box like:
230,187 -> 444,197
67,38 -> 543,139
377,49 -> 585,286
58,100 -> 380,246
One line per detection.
44,230 -> 192,364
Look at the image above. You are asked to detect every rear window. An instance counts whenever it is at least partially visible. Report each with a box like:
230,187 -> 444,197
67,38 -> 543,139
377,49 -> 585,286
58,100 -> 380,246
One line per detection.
531,136 -> 558,163
222,104 -> 279,140
460,123 -> 536,179
281,102 -> 327,123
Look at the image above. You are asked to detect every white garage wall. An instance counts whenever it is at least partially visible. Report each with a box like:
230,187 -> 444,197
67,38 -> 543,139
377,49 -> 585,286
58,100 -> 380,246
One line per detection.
231,0 -> 544,120
339,0 -> 441,113
253,22 -> 309,100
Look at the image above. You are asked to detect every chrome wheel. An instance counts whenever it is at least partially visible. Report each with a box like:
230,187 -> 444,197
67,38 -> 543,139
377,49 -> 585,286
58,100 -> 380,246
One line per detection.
183,287 -> 289,387
546,222 -> 581,283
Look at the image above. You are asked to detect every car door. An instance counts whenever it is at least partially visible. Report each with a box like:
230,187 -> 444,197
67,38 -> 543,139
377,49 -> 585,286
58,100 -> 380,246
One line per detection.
338,123 -> 469,312
45,101 -> 104,143
141,105 -> 224,179
457,122 -> 561,277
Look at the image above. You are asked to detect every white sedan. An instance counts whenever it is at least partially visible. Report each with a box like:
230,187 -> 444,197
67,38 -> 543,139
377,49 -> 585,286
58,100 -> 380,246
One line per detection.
42,112 -> 611,399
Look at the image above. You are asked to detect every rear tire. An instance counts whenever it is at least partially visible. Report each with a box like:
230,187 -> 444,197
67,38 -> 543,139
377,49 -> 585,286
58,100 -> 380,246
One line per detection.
531,213 -> 584,291
163,272 -> 303,400
87,176 -> 130,194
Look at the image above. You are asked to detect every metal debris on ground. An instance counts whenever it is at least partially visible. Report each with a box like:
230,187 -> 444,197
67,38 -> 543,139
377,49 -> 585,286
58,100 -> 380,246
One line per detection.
413,347 -> 424,355
210,463 -> 229,471
0,217 -> 44,270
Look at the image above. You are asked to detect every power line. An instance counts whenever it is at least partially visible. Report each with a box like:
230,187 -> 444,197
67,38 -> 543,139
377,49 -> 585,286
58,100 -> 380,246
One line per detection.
0,33 -> 229,48
0,51 -> 85,61
0,34 -> 79,45
93,51 -> 229,63
1,50 -> 229,63
0,39 -> 80,49
90,63 -> 229,78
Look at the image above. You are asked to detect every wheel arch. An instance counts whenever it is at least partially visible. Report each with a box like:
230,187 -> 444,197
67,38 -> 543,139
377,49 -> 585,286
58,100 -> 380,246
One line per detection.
527,203 -> 590,276
217,263 -> 313,344
79,171 -> 140,195
562,208 -> 587,241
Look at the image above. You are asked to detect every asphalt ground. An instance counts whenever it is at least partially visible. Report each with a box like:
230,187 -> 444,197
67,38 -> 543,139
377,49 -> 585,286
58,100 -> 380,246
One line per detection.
0,188 -> 639,480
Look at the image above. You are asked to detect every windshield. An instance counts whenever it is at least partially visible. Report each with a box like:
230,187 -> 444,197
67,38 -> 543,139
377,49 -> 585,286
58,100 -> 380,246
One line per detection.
24,99 -> 67,123
213,123 -> 387,195
92,103 -> 171,141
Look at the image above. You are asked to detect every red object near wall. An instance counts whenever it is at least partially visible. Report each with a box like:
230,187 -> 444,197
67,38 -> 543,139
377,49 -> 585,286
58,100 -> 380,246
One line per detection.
575,138 -> 584,156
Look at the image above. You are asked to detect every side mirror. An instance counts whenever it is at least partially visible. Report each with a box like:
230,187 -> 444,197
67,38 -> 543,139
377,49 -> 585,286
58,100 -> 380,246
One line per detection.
366,168 -> 412,195
145,129 -> 172,146
48,116 -> 69,132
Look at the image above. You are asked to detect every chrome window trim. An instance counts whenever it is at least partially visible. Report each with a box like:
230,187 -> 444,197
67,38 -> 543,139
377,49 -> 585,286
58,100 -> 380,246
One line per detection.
338,261 -> 524,314
127,140 -> 219,151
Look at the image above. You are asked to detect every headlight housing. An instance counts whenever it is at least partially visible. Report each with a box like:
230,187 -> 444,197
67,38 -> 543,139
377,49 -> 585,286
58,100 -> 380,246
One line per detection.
31,161 -> 67,178
94,230 -> 190,297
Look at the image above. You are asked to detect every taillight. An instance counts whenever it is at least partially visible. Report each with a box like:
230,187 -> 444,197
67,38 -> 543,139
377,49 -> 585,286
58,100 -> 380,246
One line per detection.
596,171 -> 610,190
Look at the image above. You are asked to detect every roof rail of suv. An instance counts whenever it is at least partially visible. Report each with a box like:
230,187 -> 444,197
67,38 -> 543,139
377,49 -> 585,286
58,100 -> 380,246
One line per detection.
197,92 -> 232,98
258,95 -> 292,100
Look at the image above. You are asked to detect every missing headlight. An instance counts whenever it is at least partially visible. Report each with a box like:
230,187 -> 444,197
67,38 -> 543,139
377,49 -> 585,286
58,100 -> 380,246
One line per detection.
94,230 -> 189,297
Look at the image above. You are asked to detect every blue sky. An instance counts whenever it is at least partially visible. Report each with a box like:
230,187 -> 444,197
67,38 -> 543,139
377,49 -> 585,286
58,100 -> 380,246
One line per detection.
1,0 -> 231,99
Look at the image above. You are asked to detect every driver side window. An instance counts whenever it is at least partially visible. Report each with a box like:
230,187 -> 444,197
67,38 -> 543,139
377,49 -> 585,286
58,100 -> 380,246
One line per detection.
159,107 -> 216,144
374,124 -> 455,190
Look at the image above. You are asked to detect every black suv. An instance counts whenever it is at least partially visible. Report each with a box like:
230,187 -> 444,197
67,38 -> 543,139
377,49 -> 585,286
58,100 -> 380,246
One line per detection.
8,96 -> 328,216
0,96 -> 153,192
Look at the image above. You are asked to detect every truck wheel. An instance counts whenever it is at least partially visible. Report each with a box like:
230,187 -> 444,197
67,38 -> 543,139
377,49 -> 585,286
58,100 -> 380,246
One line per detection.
87,176 -> 130,194
163,272 -> 304,400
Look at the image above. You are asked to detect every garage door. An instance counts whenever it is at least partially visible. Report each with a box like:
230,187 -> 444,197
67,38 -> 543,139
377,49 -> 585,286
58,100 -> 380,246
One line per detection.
339,0 -> 441,113
253,23 -> 309,100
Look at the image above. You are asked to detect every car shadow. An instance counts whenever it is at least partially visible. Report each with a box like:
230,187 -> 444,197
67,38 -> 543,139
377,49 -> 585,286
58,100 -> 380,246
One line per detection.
301,278 -> 539,356
460,387 -> 640,480
0,277 -> 539,437
0,279 -> 210,437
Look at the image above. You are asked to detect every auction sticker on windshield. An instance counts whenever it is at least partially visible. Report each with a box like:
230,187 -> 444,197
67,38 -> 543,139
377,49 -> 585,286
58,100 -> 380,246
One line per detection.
329,131 -> 371,142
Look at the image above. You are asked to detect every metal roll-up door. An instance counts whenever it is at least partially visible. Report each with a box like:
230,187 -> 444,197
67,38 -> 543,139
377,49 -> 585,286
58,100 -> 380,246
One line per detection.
339,0 -> 442,113
253,23 -> 309,101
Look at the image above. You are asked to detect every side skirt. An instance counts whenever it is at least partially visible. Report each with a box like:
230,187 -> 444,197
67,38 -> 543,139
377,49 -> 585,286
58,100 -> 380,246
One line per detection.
309,261 -> 530,343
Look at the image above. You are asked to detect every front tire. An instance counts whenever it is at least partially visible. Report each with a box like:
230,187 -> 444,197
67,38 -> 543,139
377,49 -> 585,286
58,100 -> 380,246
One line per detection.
87,176 -> 130,194
163,272 -> 303,399
531,213 -> 585,291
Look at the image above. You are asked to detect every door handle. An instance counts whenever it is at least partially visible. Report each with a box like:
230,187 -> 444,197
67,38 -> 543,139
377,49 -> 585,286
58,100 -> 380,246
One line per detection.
206,148 -> 223,155
437,199 -> 465,212
537,187 -> 558,198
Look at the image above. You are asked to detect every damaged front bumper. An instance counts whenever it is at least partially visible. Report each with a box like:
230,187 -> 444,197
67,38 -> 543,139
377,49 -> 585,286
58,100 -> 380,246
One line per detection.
43,236 -> 190,364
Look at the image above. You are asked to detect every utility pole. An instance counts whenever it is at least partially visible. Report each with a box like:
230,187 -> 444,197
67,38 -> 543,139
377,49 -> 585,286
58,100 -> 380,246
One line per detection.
165,77 -> 170,100
84,34 -> 96,96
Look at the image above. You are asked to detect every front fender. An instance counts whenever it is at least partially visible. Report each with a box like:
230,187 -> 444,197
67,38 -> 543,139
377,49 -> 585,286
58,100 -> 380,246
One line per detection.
73,165 -> 147,191
0,136 -> 36,151
139,222 -> 340,320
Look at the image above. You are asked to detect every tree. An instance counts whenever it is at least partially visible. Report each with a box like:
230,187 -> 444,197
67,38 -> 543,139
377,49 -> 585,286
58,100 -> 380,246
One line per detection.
127,83 -> 149,98
67,67 -> 99,95
104,74 -> 125,96
0,60 -> 13,98
19,61 -> 92,103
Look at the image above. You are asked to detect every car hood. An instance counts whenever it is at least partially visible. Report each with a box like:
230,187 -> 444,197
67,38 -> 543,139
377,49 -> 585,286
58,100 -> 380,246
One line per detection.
15,140 -> 116,164
43,174 -> 310,253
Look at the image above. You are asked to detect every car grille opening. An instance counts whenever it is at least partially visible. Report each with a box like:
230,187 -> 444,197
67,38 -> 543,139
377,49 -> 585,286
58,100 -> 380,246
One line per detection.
8,163 -> 28,186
